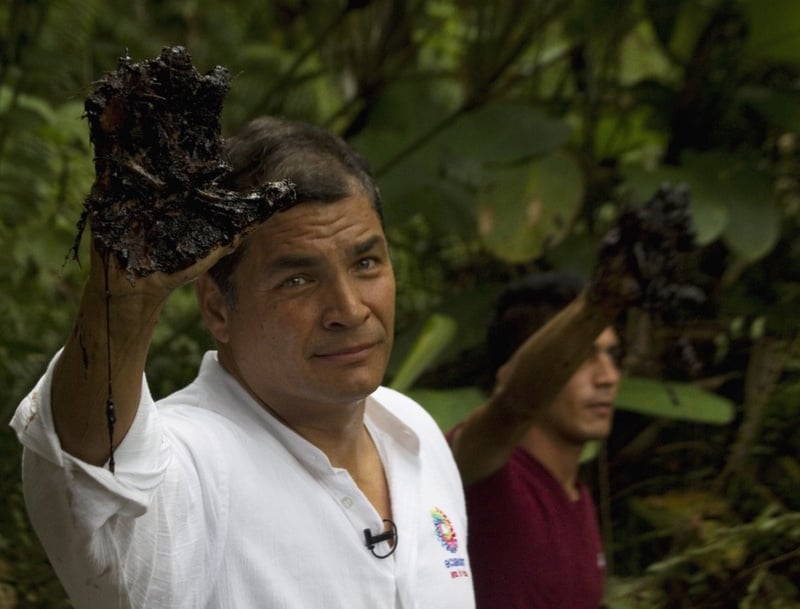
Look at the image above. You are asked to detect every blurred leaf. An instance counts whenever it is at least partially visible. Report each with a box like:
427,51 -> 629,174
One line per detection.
385,176 -> 479,238
434,102 -> 572,164
741,0 -> 800,64
430,284 -> 501,361
353,79 -> 456,169
629,489 -> 731,533
618,18 -> 678,86
739,85 -> 800,134
0,87 -> 55,124
622,164 -> 724,245
616,376 -> 735,424
645,0 -> 714,64
390,313 -> 458,393
478,151 -> 583,263
593,106 -> 668,161
407,386 -> 485,431
542,231 -> 597,278
678,151 -> 778,262
580,440 -> 600,463
603,575 -> 664,609
622,151 -> 779,261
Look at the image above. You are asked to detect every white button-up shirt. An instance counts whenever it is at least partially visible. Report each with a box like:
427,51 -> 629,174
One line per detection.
11,351 -> 474,609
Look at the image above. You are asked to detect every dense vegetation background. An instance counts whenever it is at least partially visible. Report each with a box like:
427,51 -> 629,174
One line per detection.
1,0 -> 799,607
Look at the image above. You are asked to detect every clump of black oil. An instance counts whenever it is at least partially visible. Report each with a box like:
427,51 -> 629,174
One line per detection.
73,47 -> 296,470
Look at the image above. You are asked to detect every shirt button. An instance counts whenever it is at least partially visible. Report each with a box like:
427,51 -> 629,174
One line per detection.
341,496 -> 354,508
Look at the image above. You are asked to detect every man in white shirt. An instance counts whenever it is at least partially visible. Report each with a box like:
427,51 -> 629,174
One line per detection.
11,115 -> 474,609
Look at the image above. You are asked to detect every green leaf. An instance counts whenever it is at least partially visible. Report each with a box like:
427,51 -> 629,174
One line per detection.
0,87 -> 56,126
383,175 -> 480,238
739,86 -> 800,134
741,0 -> 800,64
543,231 -> 598,279
618,19 -> 678,86
389,313 -> 458,393
679,151 -> 778,261
478,151 -> 583,263
434,103 -> 572,165
622,152 -> 779,260
622,163 -> 727,246
615,376 -> 735,425
352,79 -> 456,170
407,386 -> 485,432
657,0 -> 716,64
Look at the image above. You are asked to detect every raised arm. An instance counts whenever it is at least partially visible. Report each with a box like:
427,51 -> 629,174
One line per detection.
51,241 -> 239,467
450,184 -> 697,486
48,47 -> 296,467
449,290 -> 619,486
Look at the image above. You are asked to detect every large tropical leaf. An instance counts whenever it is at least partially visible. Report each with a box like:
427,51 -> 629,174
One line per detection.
739,86 -> 800,133
390,313 -> 458,393
615,376 -> 735,424
741,0 -> 800,64
478,151 -> 583,262
622,151 -> 779,261
433,103 -> 572,165
407,386 -> 485,432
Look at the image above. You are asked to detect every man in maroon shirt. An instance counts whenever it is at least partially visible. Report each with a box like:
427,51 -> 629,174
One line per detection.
450,272 -> 619,609
448,185 -> 694,608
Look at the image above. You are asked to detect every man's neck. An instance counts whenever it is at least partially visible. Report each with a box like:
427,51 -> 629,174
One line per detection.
519,427 -> 584,501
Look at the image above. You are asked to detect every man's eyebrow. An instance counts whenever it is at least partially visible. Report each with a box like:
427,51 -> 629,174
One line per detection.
266,235 -> 386,271
269,253 -> 319,270
352,234 -> 386,256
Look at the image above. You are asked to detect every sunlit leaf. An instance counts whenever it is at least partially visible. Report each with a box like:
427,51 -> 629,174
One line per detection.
661,0 -> 715,63
618,19 -> 678,86
616,376 -> 735,424
478,151 -> 583,263
407,386 -> 485,431
390,313 -> 458,393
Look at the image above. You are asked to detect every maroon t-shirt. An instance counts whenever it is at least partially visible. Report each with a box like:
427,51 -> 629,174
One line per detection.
464,447 -> 606,609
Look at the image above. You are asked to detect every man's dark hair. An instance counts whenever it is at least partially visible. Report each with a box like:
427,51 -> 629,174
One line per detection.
486,272 -> 586,374
208,116 -> 383,306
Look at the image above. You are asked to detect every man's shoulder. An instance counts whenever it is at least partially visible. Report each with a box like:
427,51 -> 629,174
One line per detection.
370,385 -> 429,419
368,386 -> 447,442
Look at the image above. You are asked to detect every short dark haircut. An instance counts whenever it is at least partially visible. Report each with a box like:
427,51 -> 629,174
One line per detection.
486,272 -> 586,374
208,116 -> 383,305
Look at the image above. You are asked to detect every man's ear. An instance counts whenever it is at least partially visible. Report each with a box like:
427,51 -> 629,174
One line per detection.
196,273 -> 231,344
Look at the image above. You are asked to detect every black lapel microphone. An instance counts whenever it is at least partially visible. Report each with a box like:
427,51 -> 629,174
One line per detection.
363,518 -> 398,559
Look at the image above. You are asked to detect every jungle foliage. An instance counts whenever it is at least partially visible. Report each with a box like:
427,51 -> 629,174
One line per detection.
1,0 -> 799,607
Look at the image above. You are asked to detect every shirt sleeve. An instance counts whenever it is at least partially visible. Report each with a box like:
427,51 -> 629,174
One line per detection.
10,351 -> 236,609
10,349 -> 171,526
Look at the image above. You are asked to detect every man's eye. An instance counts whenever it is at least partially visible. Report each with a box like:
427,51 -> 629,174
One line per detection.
356,257 -> 378,271
280,276 -> 307,288
607,345 -> 624,366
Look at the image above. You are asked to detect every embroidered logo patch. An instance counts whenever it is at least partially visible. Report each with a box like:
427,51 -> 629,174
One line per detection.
431,507 -> 458,553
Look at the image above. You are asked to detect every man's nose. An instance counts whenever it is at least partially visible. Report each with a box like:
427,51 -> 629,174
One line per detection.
322,277 -> 370,329
595,352 -> 621,386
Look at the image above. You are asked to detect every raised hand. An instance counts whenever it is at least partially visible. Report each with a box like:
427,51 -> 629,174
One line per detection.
52,47 -> 296,469
588,183 -> 701,316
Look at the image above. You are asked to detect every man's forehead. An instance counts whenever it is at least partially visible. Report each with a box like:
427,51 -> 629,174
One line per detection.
247,199 -> 386,259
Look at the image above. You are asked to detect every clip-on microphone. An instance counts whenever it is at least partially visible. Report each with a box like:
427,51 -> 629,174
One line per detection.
363,519 -> 398,559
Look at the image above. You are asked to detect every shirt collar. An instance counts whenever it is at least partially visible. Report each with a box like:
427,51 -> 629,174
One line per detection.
196,351 -> 421,475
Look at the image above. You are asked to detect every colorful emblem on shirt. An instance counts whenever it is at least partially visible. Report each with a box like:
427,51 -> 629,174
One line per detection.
431,507 -> 458,553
